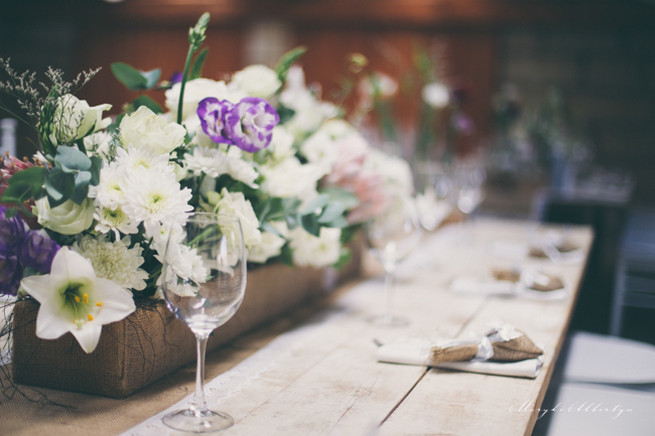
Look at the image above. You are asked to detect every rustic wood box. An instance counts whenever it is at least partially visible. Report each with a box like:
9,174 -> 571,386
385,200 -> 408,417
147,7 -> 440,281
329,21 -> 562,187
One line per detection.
12,263 -> 337,398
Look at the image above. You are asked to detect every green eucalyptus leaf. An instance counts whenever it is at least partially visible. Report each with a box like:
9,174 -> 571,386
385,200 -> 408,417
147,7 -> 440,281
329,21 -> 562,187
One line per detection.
321,186 -> 360,210
111,62 -> 147,91
131,95 -> 164,114
45,169 -> 75,206
276,106 -> 296,125
275,46 -> 307,84
142,68 -> 161,89
7,166 -> 47,192
1,181 -> 33,205
71,171 -> 92,204
300,194 -> 328,216
90,156 -> 103,185
55,145 -> 92,172
190,48 -> 209,80
318,202 -> 346,225
300,214 -> 321,237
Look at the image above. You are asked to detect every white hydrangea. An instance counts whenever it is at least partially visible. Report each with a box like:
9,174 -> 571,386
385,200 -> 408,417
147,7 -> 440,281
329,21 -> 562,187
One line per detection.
288,226 -> 342,268
259,157 -> 324,204
73,235 -> 148,291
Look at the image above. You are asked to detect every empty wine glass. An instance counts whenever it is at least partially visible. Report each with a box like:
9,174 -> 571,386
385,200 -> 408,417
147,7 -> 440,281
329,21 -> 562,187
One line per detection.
365,197 -> 422,327
414,160 -> 453,232
161,213 -> 246,433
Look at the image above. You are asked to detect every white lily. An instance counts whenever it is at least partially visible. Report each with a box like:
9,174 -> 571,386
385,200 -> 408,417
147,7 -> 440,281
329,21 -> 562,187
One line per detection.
20,247 -> 136,354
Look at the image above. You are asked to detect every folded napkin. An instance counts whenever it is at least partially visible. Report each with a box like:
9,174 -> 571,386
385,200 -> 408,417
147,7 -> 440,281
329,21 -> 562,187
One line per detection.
376,325 -> 544,379
450,269 -> 567,300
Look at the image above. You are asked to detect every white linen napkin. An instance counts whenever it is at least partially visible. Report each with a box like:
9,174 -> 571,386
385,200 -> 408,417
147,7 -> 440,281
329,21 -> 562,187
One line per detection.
376,336 -> 543,379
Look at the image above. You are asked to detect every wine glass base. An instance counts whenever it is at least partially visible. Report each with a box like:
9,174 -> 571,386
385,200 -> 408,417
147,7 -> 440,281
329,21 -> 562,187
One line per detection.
366,314 -> 409,327
162,408 -> 234,433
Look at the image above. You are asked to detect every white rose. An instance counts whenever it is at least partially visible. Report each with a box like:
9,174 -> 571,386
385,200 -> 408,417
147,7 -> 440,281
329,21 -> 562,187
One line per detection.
232,64 -> 282,99
165,78 -> 246,123
50,94 -> 111,144
35,197 -> 95,235
215,188 -> 262,249
119,106 -> 186,155
422,82 -> 450,108
289,226 -> 342,268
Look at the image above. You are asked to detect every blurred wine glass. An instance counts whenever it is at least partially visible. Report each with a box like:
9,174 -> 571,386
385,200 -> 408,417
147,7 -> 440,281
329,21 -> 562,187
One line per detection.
415,160 -> 454,232
365,196 -> 422,327
161,213 -> 246,433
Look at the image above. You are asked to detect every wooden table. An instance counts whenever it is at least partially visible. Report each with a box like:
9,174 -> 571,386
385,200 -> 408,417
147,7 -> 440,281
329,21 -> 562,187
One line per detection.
120,218 -> 592,436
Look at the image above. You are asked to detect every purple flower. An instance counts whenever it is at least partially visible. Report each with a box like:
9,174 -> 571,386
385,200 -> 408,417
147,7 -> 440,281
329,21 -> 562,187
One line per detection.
0,253 -> 22,296
19,230 -> 61,274
0,205 -> 26,255
169,71 -> 183,84
197,97 -> 234,144
225,97 -> 279,153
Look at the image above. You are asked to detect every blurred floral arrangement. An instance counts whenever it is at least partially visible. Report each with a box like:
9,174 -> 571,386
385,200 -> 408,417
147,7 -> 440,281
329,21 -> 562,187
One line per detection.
0,13 -> 413,354
489,84 -> 592,186
337,42 -> 475,165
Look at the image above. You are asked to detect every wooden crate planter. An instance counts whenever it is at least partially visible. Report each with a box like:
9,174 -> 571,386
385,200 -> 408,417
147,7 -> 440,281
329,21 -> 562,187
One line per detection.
12,262 -> 345,398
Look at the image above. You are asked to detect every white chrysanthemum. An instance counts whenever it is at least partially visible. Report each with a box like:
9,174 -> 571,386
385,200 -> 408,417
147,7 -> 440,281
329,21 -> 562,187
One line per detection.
215,188 -> 262,249
184,145 -> 230,178
184,145 -> 259,188
92,162 -> 126,209
94,206 -> 139,237
73,235 -> 148,291
114,145 -> 172,173
121,167 -> 193,230
288,226 -> 342,268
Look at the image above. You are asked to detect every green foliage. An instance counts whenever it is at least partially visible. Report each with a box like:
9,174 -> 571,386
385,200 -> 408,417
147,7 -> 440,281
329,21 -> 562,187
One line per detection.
275,46 -> 307,85
189,48 -> 209,80
0,166 -> 48,215
129,95 -> 164,114
111,62 -> 161,91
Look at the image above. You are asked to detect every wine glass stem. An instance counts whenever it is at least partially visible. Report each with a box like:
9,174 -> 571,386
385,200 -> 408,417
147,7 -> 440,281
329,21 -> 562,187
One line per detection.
383,265 -> 396,319
193,335 -> 209,413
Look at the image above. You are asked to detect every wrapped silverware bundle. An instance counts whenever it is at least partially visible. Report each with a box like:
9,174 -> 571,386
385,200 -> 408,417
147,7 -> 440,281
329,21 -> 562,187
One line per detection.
428,325 -> 543,364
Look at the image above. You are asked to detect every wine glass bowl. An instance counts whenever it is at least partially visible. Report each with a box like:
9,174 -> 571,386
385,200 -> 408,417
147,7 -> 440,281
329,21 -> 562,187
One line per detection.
161,212 -> 246,433
365,198 -> 422,326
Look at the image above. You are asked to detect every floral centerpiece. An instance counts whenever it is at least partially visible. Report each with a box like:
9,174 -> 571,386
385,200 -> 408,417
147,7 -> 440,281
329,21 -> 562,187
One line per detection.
0,10 -> 412,385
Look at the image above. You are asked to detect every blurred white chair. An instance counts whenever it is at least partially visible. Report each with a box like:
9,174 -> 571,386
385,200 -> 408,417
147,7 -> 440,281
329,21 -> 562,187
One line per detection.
534,331 -> 655,436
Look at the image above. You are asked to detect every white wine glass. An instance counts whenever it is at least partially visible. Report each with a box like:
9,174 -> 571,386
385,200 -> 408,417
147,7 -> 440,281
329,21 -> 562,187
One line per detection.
365,197 -> 422,327
161,212 -> 247,433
